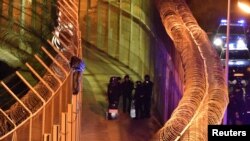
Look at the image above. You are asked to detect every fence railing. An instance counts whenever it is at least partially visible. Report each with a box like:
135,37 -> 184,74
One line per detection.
0,0 -> 82,141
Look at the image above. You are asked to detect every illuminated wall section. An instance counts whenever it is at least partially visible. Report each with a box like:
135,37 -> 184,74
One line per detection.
83,0 -> 184,123
84,0 -> 153,77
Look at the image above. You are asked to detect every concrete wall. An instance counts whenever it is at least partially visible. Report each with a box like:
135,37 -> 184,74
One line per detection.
82,0 -> 184,123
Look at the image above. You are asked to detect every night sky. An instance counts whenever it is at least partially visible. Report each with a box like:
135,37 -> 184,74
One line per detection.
187,0 -> 250,32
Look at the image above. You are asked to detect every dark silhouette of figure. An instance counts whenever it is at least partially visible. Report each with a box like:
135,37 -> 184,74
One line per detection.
70,56 -> 85,94
107,77 -> 120,109
133,81 -> 145,119
228,83 -> 244,125
142,74 -> 153,118
228,89 -> 239,125
243,81 -> 250,124
121,75 -> 134,113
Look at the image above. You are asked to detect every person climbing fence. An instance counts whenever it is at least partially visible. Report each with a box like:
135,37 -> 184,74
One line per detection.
70,56 -> 85,95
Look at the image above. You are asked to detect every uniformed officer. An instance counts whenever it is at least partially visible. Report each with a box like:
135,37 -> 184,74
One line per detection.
133,81 -> 144,119
121,75 -> 134,113
107,77 -> 120,109
142,74 -> 153,118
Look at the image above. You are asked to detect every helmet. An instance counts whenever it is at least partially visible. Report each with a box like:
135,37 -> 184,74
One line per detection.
144,74 -> 150,81
124,75 -> 129,79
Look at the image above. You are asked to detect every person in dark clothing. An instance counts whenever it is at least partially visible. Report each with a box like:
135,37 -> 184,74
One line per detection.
107,77 -> 120,109
228,83 -> 244,124
116,76 -> 122,97
228,89 -> 239,125
133,81 -> 145,119
121,75 -> 134,113
243,81 -> 250,124
70,56 -> 85,95
142,74 -> 153,118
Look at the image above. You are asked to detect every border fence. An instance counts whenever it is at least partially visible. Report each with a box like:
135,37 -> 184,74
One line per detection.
0,0 -> 82,141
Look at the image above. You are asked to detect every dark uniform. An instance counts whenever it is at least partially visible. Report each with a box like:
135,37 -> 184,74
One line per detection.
121,75 -> 134,113
243,82 -> 250,124
228,84 -> 244,124
107,77 -> 120,109
133,81 -> 144,119
142,75 -> 153,118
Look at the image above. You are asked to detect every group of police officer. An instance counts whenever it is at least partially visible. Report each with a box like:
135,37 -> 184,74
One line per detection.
228,77 -> 250,125
107,74 -> 153,119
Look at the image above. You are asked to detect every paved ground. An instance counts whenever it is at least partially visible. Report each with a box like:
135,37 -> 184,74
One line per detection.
80,46 -> 161,141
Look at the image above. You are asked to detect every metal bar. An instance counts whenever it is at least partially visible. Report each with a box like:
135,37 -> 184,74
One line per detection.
34,54 -> 63,85
66,0 -> 78,13
12,132 -> 17,141
53,125 -> 60,141
16,71 -> 46,104
61,113 -> 66,141
0,109 -> 16,127
52,30 -> 76,50
47,39 -> 70,62
57,4 -> 77,25
0,81 -> 32,115
51,96 -> 54,135
67,104 -> 72,141
60,0 -> 78,19
29,119 -> 32,141
72,96 -> 77,141
54,27 -> 73,45
25,63 -> 55,93
43,134 -> 51,141
41,47 -> 69,76
42,108 -> 45,137
223,0 -> 231,125
59,88 -> 62,123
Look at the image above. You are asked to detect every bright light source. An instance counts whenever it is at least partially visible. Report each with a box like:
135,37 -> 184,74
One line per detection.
229,61 -> 245,65
221,19 -> 227,23
213,38 -> 223,46
238,2 -> 250,14
229,43 -> 234,48
237,38 -> 247,48
238,19 -> 245,24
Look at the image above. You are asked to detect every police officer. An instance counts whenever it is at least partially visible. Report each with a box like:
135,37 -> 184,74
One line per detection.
231,82 -> 244,124
142,74 -> 153,118
244,81 -> 250,124
133,81 -> 144,119
107,77 -> 120,109
121,75 -> 134,113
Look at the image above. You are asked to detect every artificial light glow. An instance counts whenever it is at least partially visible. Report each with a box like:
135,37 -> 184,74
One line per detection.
237,39 -> 247,48
229,60 -> 245,65
213,38 -> 223,46
221,19 -> 227,23
238,20 -> 245,24
234,73 -> 244,77
229,43 -> 234,48
238,2 -> 250,14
